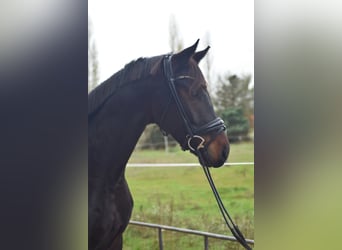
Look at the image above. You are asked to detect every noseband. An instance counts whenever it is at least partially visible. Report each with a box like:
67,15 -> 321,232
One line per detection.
160,54 -> 226,154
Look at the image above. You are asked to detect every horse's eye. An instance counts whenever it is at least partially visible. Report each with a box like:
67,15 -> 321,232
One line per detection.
191,89 -> 199,97
192,90 -> 206,100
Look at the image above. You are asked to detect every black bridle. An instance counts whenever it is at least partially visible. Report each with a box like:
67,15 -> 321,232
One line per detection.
161,54 -> 226,154
160,54 -> 253,250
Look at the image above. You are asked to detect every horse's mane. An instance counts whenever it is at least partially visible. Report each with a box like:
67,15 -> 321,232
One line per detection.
88,55 -> 163,117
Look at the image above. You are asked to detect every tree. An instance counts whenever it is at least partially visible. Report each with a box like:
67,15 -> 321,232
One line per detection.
220,107 -> 250,142
169,15 -> 183,53
213,73 -> 254,141
202,32 -> 214,94
88,19 -> 99,93
214,73 -> 254,117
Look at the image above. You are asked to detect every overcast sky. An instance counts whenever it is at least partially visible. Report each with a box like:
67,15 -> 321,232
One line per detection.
88,0 -> 254,86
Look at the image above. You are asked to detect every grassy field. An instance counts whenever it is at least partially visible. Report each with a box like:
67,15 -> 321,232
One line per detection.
124,142 -> 254,250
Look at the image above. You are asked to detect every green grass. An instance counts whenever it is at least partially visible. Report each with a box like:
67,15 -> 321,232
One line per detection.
124,142 -> 254,250
129,142 -> 254,164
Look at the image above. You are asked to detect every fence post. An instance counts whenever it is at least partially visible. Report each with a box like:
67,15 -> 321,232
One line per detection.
158,227 -> 163,250
204,235 -> 209,250
164,136 -> 169,153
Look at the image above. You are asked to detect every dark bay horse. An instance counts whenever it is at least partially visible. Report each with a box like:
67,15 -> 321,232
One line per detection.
88,40 -> 229,250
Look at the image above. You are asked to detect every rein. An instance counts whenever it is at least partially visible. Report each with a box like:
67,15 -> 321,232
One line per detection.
201,161 -> 253,250
162,54 -> 252,250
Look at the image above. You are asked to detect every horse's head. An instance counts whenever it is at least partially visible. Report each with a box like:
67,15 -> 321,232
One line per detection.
154,40 -> 229,168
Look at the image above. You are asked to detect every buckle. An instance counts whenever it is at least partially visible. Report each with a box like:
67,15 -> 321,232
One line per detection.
187,135 -> 206,152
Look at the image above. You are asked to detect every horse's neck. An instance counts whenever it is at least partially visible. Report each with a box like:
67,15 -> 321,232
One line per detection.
88,80 -> 153,186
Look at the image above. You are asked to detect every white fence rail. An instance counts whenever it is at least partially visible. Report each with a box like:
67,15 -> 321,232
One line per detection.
127,162 -> 254,168
129,220 -> 254,250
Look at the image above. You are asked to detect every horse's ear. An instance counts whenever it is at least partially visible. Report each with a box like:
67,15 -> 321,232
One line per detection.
193,46 -> 210,63
173,39 -> 200,62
